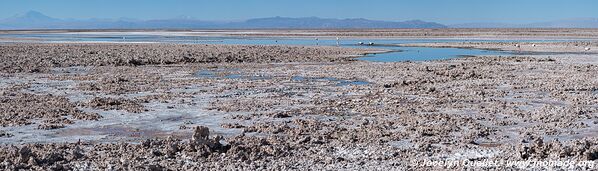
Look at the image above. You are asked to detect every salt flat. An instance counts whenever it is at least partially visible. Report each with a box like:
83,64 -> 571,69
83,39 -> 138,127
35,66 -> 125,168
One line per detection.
0,29 -> 596,170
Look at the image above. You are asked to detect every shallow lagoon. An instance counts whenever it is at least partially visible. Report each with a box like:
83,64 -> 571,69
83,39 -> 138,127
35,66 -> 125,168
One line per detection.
0,33 -> 569,62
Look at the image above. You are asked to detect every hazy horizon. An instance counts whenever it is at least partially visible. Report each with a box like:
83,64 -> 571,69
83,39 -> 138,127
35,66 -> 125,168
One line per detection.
2,0 -> 598,25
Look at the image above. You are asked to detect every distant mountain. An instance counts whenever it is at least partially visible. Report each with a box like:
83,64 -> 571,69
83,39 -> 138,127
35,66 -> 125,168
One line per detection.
449,22 -> 520,28
5,11 -> 598,29
137,19 -> 227,29
230,17 -> 447,29
451,18 -> 598,28
525,18 -> 598,28
2,11 -> 61,23
1,11 -> 63,29
0,11 -> 447,29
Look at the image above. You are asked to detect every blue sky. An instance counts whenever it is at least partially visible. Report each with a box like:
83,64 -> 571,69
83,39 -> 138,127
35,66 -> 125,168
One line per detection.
1,0 -> 597,24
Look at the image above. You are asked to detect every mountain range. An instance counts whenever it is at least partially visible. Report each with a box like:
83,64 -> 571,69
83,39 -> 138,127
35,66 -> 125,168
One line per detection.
450,18 -> 598,28
0,11 -> 447,29
2,11 -> 598,30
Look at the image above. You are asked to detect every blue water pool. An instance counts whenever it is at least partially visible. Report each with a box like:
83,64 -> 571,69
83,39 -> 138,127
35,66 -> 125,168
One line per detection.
0,33 -> 573,62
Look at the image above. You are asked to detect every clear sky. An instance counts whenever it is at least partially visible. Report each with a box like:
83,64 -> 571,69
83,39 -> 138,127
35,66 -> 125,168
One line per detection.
1,0 -> 597,24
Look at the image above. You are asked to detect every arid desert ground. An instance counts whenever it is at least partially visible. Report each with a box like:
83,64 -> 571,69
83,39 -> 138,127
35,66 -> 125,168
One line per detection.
0,29 -> 597,170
